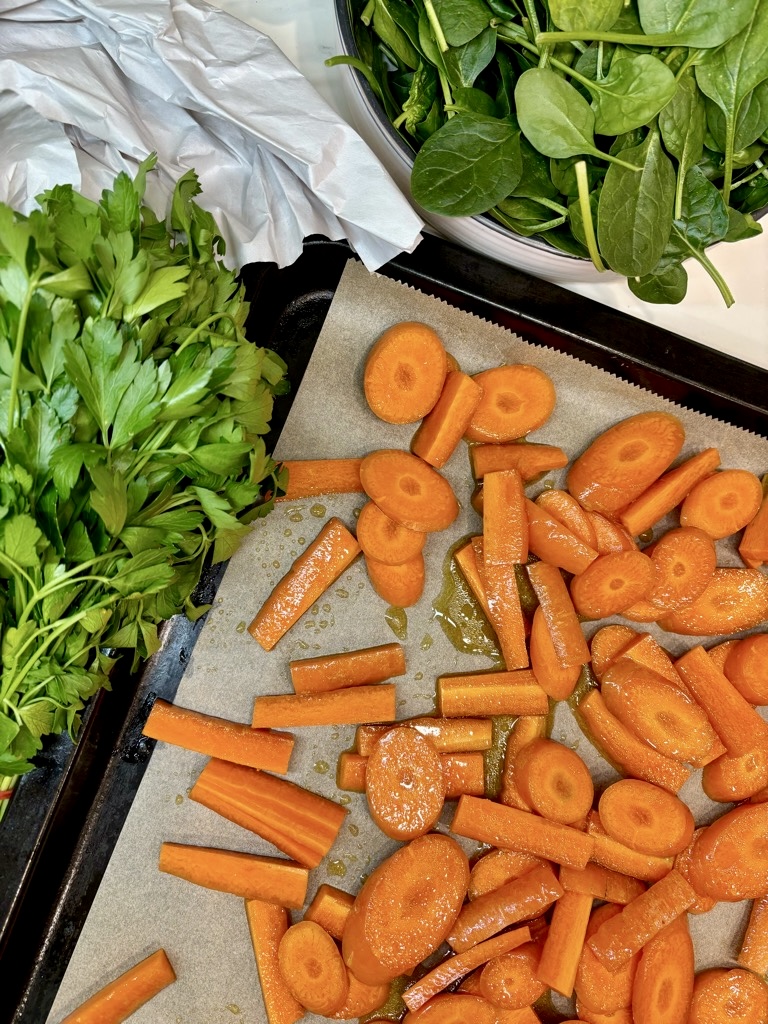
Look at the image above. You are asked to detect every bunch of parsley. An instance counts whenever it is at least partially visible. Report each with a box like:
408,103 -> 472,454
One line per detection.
0,156 -> 287,815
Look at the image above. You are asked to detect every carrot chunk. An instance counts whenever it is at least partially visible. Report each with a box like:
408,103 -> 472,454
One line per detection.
365,726 -> 446,840
304,883 -> 355,940
514,738 -> 594,825
340,748 -> 483,800
723,632 -> 768,705
688,968 -> 768,1024
483,469 -> 528,565
411,369 -> 483,468
618,447 -> 720,536
289,642 -> 405,694
535,488 -> 598,548
631,914 -> 694,1024
686,802 -> 768,901
252,684 -> 397,729
402,993 -> 498,1023
589,624 -> 640,681
644,526 -> 716,610
738,895 -> 768,976
588,511 -> 638,554
559,863 -> 646,905
597,779 -> 694,858
477,556 -> 530,670
465,364 -> 556,442
437,669 -> 548,718
702,745 -> 768,802
355,717 -> 493,755
360,449 -> 459,532
739,475 -> 768,567
142,698 -> 294,774
672,828 -> 717,914
575,903 -> 639,1014
365,552 -> 425,607
245,900 -> 305,1024
364,321 -> 447,424
586,810 -> 674,883
659,566 -> 768,635
60,949 -> 176,1024
536,889 -> 594,998
454,538 -> 493,620
679,467 -> 763,539
468,848 -> 548,900
499,714 -> 549,811
278,920 -> 349,1016
529,605 -> 581,701
356,501 -> 426,565
470,441 -> 569,481
527,560 -> 590,668
478,940 -> 547,1010
277,458 -> 364,501
570,551 -> 656,620
249,517 -> 360,650
525,499 -> 599,575
328,971 -> 390,1020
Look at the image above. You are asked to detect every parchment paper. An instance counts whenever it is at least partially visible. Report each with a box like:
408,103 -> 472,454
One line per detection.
47,259 -> 768,1023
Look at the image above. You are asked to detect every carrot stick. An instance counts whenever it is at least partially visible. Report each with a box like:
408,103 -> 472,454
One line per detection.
575,1001 -> 634,1024
659,566 -> 768,635
411,369 -> 483,468
355,717 -> 493,755
631,914 -> 694,1024
356,501 -> 426,566
60,949 -> 176,1024
454,538 -> 493,619
514,737 -> 594,825
589,624 -> 640,681
465,364 -> 556,442
437,669 -> 548,718
570,551 -> 656,620
244,900 -> 305,1024
450,795 -> 595,869
529,605 -> 581,701
251,684 -> 397,728
674,644 -> 768,757
607,632 -> 683,687
644,526 -> 716,610
336,751 -> 368,792
401,926 -> 533,1011
688,967 -> 768,1024
499,714 -> 549,810
672,827 -> 718,914
158,843 -> 309,907
525,498 -> 599,576
468,848 -> 548,900
701,744 -> 768,802
363,321 -> 447,424
289,642 -> 405,694
576,689 -> 691,793
278,920 -> 349,1015
559,863 -> 646,905
679,467 -> 763,539
304,883 -> 355,940
738,895 -> 768,976
338,749 -> 483,798
470,441 -> 569,481
618,447 -> 720,536
586,810 -> 674,883
575,903 -> 638,1015
535,489 -> 598,548
588,511 -> 638,554
277,458 -> 364,501
483,469 -> 528,565
360,449 -> 459,532
142,698 -> 295,773
723,632 -> 768,705
527,560 -> 590,668
739,474 -> 768,567
597,779 -> 694,858
365,552 -> 425,608
567,412 -> 685,516
477,556 -> 530,670
249,517 -> 361,650
190,758 -> 347,869
536,889 -> 594,997
447,862 -> 563,952
586,869 -> 697,972
478,940 -> 547,1010
365,726 -> 446,840
706,637 -> 740,671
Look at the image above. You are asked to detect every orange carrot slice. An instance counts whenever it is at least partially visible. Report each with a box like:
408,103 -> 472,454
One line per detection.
514,738 -> 594,825
586,810 -> 674,883
364,321 -> 447,424
738,895 -> 768,976
365,726 -> 446,840
355,717 -> 493,755
468,848 -> 548,900
499,714 -> 549,811
59,950 -> 176,1024
739,476 -> 768,567
658,567 -> 768,635
289,642 -> 405,694
277,458 -> 364,501
142,699 -> 294,774
470,442 -> 569,481
476,555 -> 530,670
337,750 -> 484,799
465,364 -> 556,442
597,779 -> 694,858
617,447 -> 720,536
702,745 -> 768,802
527,560 -> 590,668
278,920 -> 349,1015
631,914 -> 694,1024
251,684 -> 397,729
672,828 -> 717,914
304,884 -> 355,940
437,669 -> 548,718
536,889 -> 594,998
570,551 -> 656,620
525,499 -> 599,575
454,538 -> 493,619
356,501 -> 426,566
688,968 -> 768,1024
559,863 -> 646,905
244,900 -> 305,1024
723,633 -> 768,705
644,526 -> 716,609
328,971 -> 390,1020
588,511 -> 638,554
478,940 -> 548,1010
529,605 -> 581,701
360,449 -> 459,532
402,992 -> 499,1023
365,552 -> 425,607
535,489 -> 598,548
483,469 -> 528,565
575,903 -> 639,1014
411,369 -> 483,468
686,802 -> 768,901
589,624 -> 640,681
249,517 -> 360,650
679,467 -> 763,539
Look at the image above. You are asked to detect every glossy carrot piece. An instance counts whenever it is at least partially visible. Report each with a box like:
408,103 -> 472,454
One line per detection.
688,968 -> 768,1024
289,642 -> 405,694
559,863 -> 646,905
468,848 -> 548,900
659,567 -> 768,635
465,364 -> 556,442
723,632 -> 768,704
277,458 -> 364,501
304,883 -> 355,940
454,538 -> 493,619
525,499 -> 599,576
738,895 -> 768,975
278,920 -> 349,1016
597,779 -> 694,858
739,475 -> 768,567
483,469 -> 528,565
527,560 -> 590,668
355,717 -> 493,755
360,449 -> 459,532
537,890 -> 594,998
337,750 -> 484,799
515,738 -> 594,825
366,726 -> 446,840
356,500 -> 426,566
244,900 -> 304,1024
252,684 -> 397,728
618,447 -> 720,536
529,605 -> 581,701
499,714 -> 549,811
672,828 -> 718,915
411,369 -> 483,468
586,811 -> 674,884
679,468 -> 763,539
364,321 -> 447,424
576,903 -> 639,1015
588,511 -> 638,554
631,914 -> 694,1024
570,550 -> 656,620
589,624 -> 640,681
437,669 -> 548,718
365,552 -> 425,607
60,950 -> 176,1024
471,441 -> 569,481
477,556 -> 530,670
536,488 -> 599,547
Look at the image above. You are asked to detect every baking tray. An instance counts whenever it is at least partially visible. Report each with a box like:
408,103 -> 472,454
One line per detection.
1,233 -> 767,1024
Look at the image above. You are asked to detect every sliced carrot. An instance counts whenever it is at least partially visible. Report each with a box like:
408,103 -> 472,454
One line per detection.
478,940 -> 547,1009
672,828 -> 717,914
190,758 -> 347,869
679,467 -> 763,539
631,914 -> 694,1024
402,992 -> 498,1023
588,511 -> 638,554
341,833 -> 470,985
586,810 -> 674,883
440,752 -> 486,799
686,802 -> 768,901
589,624 -> 640,681
356,501 -> 426,566
535,489 -> 599,548
411,369 -> 483,468
702,745 -> 768,802
536,889 -> 594,997
576,689 -> 691,793
363,321 -> 447,424
570,551 -> 656,620
477,559 -> 530,671
465,364 -> 556,442
617,447 -> 721,537
437,669 -> 548,718
277,458 -> 363,501
336,751 -> 368,792
360,449 -> 458,532
468,848 -> 548,900
586,869 -> 696,972
597,780 -> 694,858
142,698 -> 294,773
529,605 -> 582,701
619,599 -> 663,623
401,926 -> 533,1011
278,920 -> 348,1015
304,883 -> 355,941
59,950 -> 175,1024
244,900 -> 305,1024
365,726 -> 446,840
674,644 -> 768,757
567,412 -> 685,516
499,714 -> 549,811
289,642 -> 405,694
483,469 -> 528,565
607,632 -> 683,688
527,560 -> 590,668
688,968 -> 768,1024
328,971 -> 390,1020
450,795 -> 595,869
575,903 -> 639,1014
252,684 -> 397,728
471,441 -> 569,481
575,1001 -> 633,1024
514,738 -> 594,825
525,499 -> 599,575
454,537 -> 493,620
447,861 -> 563,952
559,863 -> 646,905
158,843 -> 309,907
739,475 -> 768,567
365,552 -> 425,607
355,717 -> 493,755
738,895 -> 768,976
644,526 -> 716,610
249,517 -> 360,650
723,632 -> 768,705
659,566 -> 768,635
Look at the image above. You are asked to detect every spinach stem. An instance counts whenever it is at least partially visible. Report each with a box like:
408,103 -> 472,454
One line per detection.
423,0 -> 449,52
360,0 -> 375,26
521,0 -> 541,41
692,248 -> 735,308
537,29 -> 675,47
575,161 -> 606,272
596,41 -> 605,81
732,159 -> 768,188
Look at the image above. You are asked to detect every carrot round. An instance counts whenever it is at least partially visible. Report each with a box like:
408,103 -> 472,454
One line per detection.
597,779 -> 694,858
672,828 -> 718,915
724,633 -> 768,705
411,369 -> 483,468
738,895 -> 768,976
304,883 -> 355,940
327,971 -> 390,1020
277,457 -> 364,501
575,903 -> 639,1015
570,550 -> 656,620
479,940 -> 547,1010
365,552 -> 425,607
499,714 -> 549,811
468,848 -> 548,901
360,449 -> 459,532
679,467 -> 763,539
644,526 -> 716,610
278,920 -> 349,1015
244,900 -> 305,1024
59,950 -> 176,1024
525,498 -> 600,576
465,364 -> 556,442
356,500 -> 426,565
702,745 -> 768,802
529,605 -> 581,701
289,642 -> 405,694
631,914 -> 694,1024
740,478 -> 768,567
535,488 -> 599,548
366,726 -> 446,840
688,967 -> 768,1024
567,412 -> 685,516
659,567 -> 768,635
589,624 -> 640,681
618,446 -> 721,537
402,992 -> 498,1023
363,321 -> 447,424
587,810 -> 674,884
686,802 -> 768,901
514,737 -> 594,825
470,441 -> 569,481
619,599 -> 663,623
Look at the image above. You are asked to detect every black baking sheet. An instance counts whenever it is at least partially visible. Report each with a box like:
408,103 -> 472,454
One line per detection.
2,233 -> 767,1024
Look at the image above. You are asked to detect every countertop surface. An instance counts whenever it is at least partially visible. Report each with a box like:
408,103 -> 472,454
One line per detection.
215,0 -> 768,374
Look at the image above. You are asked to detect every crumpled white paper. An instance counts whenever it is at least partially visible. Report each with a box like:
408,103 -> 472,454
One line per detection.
0,0 -> 424,270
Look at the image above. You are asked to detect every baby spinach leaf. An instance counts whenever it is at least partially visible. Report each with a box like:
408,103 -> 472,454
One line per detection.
590,53 -> 677,135
373,0 -> 421,68
432,0 -> 492,46
402,61 -> 439,133
451,86 -> 498,116
659,68 -> 707,218
724,207 -> 763,240
706,81 -> 768,154
444,24 -> 497,88
629,264 -> 689,303
637,0 -> 758,47
549,0 -> 624,34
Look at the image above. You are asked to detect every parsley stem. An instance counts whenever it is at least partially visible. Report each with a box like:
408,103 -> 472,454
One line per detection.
8,273 -> 41,433
174,311 -> 238,355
